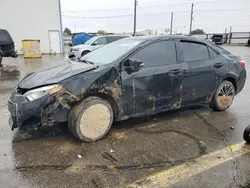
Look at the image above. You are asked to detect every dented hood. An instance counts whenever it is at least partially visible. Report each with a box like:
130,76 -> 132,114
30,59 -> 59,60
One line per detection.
18,60 -> 96,89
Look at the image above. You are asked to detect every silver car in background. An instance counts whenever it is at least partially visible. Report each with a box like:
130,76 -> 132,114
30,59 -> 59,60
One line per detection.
68,35 -> 129,59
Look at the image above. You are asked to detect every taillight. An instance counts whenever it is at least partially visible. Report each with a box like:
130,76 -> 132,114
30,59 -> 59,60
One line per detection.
238,60 -> 245,68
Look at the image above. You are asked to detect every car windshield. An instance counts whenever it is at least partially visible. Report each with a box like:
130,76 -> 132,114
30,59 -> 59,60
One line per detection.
84,36 -> 100,45
81,38 -> 144,64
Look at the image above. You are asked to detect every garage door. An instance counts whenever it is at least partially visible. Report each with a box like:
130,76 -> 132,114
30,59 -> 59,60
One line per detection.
48,30 -> 61,53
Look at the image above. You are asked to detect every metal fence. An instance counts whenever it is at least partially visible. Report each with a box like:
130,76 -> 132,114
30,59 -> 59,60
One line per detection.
192,32 -> 250,44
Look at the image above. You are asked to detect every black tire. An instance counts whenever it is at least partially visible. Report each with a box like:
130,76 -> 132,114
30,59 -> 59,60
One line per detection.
211,80 -> 235,111
243,125 -> 250,143
0,54 -> 2,65
81,50 -> 90,57
68,96 -> 113,142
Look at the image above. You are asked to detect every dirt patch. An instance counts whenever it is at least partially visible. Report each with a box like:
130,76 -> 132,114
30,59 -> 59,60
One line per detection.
111,132 -> 127,139
59,141 -> 76,153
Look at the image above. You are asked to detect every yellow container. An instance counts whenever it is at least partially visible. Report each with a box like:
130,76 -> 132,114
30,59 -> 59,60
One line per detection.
22,40 -> 41,58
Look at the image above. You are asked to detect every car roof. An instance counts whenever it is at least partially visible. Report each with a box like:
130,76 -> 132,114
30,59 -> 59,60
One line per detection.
96,35 -> 130,37
131,35 -> 202,41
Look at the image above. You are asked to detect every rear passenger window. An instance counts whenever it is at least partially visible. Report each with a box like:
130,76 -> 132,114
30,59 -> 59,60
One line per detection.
131,40 -> 177,67
181,41 -> 209,61
208,47 -> 219,59
94,37 -> 107,45
107,36 -> 126,43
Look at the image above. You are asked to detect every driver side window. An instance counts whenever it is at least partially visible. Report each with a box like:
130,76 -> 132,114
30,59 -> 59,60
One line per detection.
131,40 -> 177,68
92,37 -> 107,45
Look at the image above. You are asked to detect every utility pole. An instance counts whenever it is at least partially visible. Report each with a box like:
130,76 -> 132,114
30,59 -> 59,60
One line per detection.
189,3 -> 194,34
224,28 -> 227,43
170,12 -> 173,35
229,26 -> 232,44
133,0 -> 138,36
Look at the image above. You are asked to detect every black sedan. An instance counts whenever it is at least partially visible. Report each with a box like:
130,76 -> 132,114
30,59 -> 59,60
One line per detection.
8,36 -> 246,142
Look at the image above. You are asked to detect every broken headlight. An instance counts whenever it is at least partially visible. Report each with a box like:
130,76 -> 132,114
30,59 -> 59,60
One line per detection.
24,85 -> 62,101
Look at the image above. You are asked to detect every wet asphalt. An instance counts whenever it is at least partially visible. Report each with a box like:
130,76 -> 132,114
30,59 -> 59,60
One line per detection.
0,46 -> 250,188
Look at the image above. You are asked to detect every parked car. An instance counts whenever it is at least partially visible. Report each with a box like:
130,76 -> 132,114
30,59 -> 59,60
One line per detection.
8,36 -> 246,142
0,29 -> 17,65
68,35 -> 129,59
211,34 -> 223,45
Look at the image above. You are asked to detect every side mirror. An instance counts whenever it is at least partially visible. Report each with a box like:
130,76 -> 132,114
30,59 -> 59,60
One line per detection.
123,58 -> 144,73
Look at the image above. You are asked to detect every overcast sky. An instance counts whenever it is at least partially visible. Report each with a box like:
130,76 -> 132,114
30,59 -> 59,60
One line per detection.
61,0 -> 250,34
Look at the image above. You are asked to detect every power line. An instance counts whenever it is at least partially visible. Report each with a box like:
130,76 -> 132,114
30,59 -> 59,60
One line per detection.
62,0 -> 250,13
63,8 -> 132,12
62,14 -> 134,19
62,11 -> 191,19
198,15 -> 250,19
195,8 -> 250,12
63,13 -> 250,20
195,0 -> 250,4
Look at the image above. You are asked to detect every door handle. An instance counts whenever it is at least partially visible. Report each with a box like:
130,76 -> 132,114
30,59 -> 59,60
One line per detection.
168,69 -> 182,76
214,63 -> 223,68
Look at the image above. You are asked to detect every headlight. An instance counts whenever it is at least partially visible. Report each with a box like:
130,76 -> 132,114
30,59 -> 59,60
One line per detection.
24,85 -> 62,101
72,48 -> 79,51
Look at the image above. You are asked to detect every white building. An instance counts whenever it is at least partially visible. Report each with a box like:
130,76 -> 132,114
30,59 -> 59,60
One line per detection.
0,0 -> 63,54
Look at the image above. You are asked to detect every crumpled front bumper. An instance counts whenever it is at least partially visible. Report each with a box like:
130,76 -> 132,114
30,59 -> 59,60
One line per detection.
8,87 -> 80,131
8,93 -> 49,130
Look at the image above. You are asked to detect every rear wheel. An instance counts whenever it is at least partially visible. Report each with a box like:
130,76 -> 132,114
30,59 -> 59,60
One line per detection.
211,81 -> 235,111
68,97 -> 113,142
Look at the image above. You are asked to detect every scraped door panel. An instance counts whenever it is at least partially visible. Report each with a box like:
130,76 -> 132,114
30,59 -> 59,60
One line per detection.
180,41 -> 216,105
121,40 -> 183,117
122,64 -> 183,116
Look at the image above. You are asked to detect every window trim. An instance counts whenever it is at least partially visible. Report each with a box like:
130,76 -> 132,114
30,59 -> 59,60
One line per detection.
207,46 -> 219,59
106,36 -> 119,43
92,37 -> 107,46
180,40 -> 210,62
124,39 -> 178,69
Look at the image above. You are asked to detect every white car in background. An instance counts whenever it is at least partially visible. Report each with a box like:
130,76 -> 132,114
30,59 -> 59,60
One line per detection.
68,35 -> 129,59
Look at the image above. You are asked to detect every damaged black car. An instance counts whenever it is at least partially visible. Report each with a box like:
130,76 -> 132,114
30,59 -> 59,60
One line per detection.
8,36 -> 246,142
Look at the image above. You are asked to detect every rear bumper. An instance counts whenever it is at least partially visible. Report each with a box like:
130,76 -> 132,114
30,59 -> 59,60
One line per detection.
3,49 -> 18,58
236,69 -> 247,95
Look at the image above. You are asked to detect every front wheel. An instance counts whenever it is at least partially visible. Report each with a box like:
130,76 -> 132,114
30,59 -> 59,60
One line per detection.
211,81 -> 235,111
68,97 -> 113,142
81,50 -> 90,57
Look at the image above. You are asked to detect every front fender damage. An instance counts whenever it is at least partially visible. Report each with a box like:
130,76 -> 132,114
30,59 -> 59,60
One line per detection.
85,67 -> 123,119
40,87 -> 80,127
